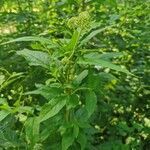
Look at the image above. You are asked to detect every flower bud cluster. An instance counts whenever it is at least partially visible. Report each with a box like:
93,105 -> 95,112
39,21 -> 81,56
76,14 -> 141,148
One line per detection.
67,11 -> 90,30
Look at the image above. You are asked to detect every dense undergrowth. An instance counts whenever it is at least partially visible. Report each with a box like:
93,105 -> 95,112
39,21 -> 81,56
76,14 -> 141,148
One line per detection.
0,0 -> 150,150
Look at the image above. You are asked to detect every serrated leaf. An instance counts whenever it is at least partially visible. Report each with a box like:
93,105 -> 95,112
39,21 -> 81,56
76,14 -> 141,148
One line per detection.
40,96 -> 67,122
16,49 -> 51,69
25,117 -> 40,145
85,91 -> 97,117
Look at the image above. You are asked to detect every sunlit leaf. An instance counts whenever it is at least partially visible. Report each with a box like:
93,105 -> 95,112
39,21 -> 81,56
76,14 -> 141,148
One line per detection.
78,57 -> 132,75
65,30 -> 80,52
84,52 -> 123,60
73,70 -> 88,86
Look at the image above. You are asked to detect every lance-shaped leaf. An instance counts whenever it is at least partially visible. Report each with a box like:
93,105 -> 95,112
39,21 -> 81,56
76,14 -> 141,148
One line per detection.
73,70 -> 88,86
79,26 -> 112,47
62,128 -> 75,150
25,84 -> 63,100
84,52 -> 123,61
65,29 -> 81,52
0,36 -> 53,45
78,57 -> 132,75
40,96 -> 67,122
0,110 -> 10,121
25,117 -> 40,145
16,49 -> 51,69
77,131 -> 87,150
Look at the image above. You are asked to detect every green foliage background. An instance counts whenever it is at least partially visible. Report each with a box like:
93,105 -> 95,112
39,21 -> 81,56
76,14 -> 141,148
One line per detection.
0,0 -> 150,150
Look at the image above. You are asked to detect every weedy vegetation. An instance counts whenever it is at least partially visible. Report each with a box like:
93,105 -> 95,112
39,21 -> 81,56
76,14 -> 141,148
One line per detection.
0,0 -> 149,150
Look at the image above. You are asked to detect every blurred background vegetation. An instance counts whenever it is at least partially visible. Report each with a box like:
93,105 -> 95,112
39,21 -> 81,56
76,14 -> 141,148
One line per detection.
0,0 -> 150,149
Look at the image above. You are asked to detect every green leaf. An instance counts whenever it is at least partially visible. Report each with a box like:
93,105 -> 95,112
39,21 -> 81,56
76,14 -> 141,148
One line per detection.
87,72 -> 117,90
73,70 -> 88,86
0,110 -> 10,121
75,108 -> 89,124
100,140 -> 129,150
16,49 -> 51,69
0,98 -> 8,105
78,57 -> 132,75
77,131 -> 87,150
62,129 -> 75,150
85,91 -> 97,117
79,26 -> 112,47
117,121 -> 134,134
25,117 -> 40,145
17,106 -> 34,114
0,74 -> 5,85
67,94 -> 79,110
73,123 -> 79,138
25,84 -> 63,100
65,30 -> 80,52
84,52 -> 123,60
40,96 -> 67,122
105,0 -> 117,7
40,115 -> 62,142
132,122 -> 143,131
0,36 -> 52,45
0,72 -> 24,92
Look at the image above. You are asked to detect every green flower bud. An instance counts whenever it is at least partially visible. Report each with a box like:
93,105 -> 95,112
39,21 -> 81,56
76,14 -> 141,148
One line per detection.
67,11 -> 90,30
